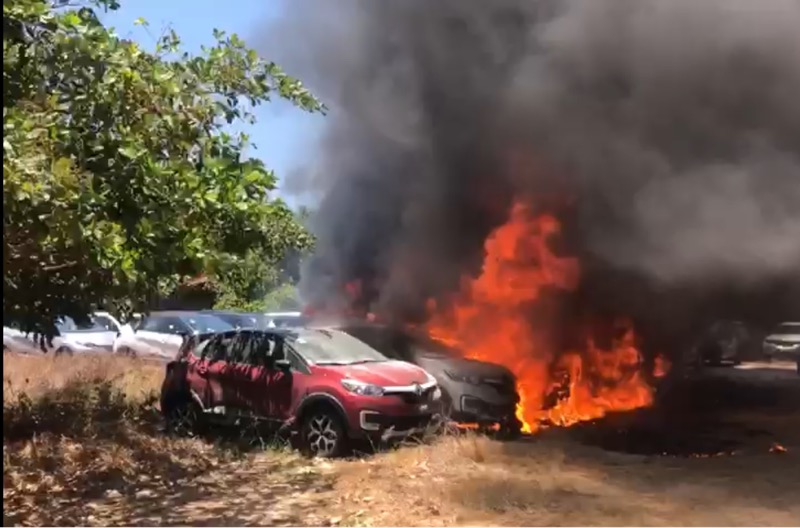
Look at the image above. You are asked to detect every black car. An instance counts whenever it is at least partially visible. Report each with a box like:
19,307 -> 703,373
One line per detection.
327,321 -> 522,437
694,320 -> 749,366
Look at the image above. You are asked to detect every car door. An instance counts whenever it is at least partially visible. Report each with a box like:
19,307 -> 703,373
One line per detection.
158,317 -> 191,358
187,332 -> 233,412
259,333 -> 294,421
132,316 -> 166,356
223,331 -> 294,421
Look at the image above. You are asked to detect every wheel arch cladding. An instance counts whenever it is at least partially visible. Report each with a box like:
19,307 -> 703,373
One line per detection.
296,393 -> 348,426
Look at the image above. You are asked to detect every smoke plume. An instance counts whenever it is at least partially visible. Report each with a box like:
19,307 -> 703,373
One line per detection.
260,0 -> 800,354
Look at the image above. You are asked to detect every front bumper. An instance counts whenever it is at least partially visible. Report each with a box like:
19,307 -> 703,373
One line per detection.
442,379 -> 519,424
763,343 -> 800,361
358,411 -> 438,441
346,387 -> 443,441
452,395 -> 517,424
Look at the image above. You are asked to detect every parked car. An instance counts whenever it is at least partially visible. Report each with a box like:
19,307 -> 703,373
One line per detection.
762,322 -> 800,374
113,311 -> 233,359
117,312 -> 143,338
160,327 -> 441,457
201,310 -> 271,330
3,312 -> 123,355
321,321 -> 522,437
693,320 -> 749,366
264,311 -> 309,328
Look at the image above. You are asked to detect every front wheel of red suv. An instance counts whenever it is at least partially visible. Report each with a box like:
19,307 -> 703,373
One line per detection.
301,410 -> 347,458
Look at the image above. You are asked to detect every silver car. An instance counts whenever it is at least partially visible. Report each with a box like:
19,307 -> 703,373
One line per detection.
763,322 -> 800,374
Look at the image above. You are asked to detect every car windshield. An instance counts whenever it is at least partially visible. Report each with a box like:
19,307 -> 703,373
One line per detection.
288,329 -> 388,365
56,316 -> 108,333
775,323 -> 800,334
408,332 -> 462,358
180,314 -> 234,334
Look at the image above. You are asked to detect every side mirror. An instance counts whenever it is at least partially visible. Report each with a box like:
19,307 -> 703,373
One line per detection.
273,358 -> 291,371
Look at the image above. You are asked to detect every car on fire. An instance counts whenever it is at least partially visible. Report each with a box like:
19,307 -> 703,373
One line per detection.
322,322 -> 523,437
3,312 -> 122,355
693,320 -> 749,366
762,322 -> 800,374
159,327 -> 441,457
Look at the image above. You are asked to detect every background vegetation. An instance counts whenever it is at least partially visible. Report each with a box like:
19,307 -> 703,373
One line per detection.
3,0 -> 320,335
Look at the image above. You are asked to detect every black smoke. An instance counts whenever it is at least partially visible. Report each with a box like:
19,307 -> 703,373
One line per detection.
259,0 -> 800,359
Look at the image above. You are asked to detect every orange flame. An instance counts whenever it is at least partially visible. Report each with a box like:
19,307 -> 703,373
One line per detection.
426,201 -> 668,433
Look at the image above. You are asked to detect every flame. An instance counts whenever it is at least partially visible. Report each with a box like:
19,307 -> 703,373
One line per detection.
426,201 -> 668,433
770,443 -> 788,454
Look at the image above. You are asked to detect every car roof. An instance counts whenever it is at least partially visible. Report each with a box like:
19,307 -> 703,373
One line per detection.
144,310 -> 211,318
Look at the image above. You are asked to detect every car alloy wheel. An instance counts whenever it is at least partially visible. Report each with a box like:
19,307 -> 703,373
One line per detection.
303,411 -> 345,458
166,399 -> 202,437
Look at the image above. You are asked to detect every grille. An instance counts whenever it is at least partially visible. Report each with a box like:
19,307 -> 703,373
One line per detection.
391,386 -> 436,405
461,396 -> 516,418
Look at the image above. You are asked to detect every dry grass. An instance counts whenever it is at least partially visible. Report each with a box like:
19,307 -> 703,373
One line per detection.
2,352 -> 238,526
330,433 -> 800,526
4,353 -> 799,526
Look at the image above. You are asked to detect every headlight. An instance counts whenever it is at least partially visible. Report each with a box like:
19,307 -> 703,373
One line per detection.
445,370 -> 481,385
341,378 -> 385,396
432,387 -> 442,401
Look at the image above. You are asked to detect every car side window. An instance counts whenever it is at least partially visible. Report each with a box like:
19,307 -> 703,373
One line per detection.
199,334 -> 229,363
93,315 -> 119,333
139,316 -> 161,332
227,331 -> 255,364
162,317 -> 189,335
192,336 -> 215,359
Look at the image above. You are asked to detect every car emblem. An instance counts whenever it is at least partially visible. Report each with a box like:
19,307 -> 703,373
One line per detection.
413,383 -> 423,396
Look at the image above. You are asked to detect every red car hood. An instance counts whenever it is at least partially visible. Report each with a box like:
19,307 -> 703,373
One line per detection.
320,360 -> 431,386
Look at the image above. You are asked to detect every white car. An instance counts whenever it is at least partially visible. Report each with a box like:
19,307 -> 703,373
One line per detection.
762,322 -> 800,374
112,311 -> 233,359
3,312 -> 123,355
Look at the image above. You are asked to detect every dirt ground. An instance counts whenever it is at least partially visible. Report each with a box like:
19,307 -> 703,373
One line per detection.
4,353 -> 799,526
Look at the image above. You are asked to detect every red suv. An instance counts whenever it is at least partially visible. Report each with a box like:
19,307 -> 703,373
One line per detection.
160,327 -> 441,456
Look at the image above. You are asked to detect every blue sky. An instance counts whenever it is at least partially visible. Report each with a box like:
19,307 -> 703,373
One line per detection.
100,0 -> 323,206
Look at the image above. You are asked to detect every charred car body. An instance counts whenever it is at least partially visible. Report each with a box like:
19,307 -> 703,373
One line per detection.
693,320 -> 749,366
327,322 -> 522,437
160,327 -> 441,457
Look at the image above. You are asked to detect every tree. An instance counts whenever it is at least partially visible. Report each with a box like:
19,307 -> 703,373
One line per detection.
3,0 -> 323,337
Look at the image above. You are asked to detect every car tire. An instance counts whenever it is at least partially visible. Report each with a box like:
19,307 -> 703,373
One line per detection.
118,346 -> 136,357
300,408 -> 347,458
164,396 -> 204,437
496,417 -> 523,441
54,346 -> 73,356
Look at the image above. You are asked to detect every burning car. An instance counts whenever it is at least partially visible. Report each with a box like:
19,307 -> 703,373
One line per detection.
762,322 -> 800,374
323,321 -> 522,437
693,320 -> 750,366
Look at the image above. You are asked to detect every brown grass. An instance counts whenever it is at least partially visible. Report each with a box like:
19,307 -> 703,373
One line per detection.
330,432 -> 800,526
4,353 -> 799,526
2,352 -> 238,526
